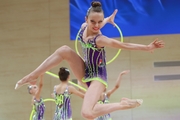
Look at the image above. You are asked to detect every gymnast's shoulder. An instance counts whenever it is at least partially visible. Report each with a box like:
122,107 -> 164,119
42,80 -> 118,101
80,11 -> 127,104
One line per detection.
81,23 -> 87,29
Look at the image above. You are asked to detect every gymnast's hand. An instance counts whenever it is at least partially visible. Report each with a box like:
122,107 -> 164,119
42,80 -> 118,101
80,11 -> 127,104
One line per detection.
120,70 -> 130,76
148,38 -> 165,53
107,9 -> 118,27
101,9 -> 118,29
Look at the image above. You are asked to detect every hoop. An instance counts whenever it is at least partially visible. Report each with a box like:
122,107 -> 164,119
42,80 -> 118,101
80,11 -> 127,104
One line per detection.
45,71 -> 87,92
75,23 -> 123,65
29,70 -> 87,120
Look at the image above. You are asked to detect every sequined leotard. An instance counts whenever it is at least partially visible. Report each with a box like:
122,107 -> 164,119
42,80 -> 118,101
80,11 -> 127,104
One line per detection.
33,98 -> 45,120
53,86 -> 72,120
79,26 -> 108,87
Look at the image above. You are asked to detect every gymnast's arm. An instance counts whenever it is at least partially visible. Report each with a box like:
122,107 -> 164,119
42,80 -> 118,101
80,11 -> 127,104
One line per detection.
101,9 -> 118,28
80,9 -> 118,30
107,70 -> 129,98
96,35 -> 164,51
35,75 -> 43,101
69,86 -> 84,99
51,85 -> 57,98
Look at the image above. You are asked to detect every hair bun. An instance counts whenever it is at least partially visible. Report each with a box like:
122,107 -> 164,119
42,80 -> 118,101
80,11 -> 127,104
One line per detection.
60,67 -> 66,73
58,67 -> 70,81
59,67 -> 70,75
91,1 -> 101,7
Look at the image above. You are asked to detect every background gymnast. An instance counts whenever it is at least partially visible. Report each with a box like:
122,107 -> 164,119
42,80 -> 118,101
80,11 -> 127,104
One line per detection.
27,75 -> 45,120
52,67 -> 84,120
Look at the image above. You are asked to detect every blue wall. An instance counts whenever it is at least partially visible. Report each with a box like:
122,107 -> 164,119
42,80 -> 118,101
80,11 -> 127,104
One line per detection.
70,0 -> 180,40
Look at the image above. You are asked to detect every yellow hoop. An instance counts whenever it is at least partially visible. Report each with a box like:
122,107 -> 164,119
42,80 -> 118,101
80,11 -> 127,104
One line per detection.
29,70 -> 87,120
75,23 -> 123,65
45,71 -> 87,91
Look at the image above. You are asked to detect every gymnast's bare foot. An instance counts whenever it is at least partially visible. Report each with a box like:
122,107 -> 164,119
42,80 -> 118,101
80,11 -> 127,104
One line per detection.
120,97 -> 143,108
15,75 -> 38,90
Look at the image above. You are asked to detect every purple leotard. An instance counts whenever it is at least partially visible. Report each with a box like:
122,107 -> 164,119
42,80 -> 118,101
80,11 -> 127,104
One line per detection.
33,98 -> 45,120
53,86 -> 72,120
79,26 -> 108,87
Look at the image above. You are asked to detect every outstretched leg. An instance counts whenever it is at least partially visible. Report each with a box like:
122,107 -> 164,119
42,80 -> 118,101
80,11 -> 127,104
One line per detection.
81,81 -> 143,119
15,45 -> 86,89
91,98 -> 143,118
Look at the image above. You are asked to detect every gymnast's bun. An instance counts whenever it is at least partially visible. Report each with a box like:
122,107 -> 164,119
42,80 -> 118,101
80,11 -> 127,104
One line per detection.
59,67 -> 66,74
91,1 -> 102,8
58,67 -> 70,81
86,1 -> 103,17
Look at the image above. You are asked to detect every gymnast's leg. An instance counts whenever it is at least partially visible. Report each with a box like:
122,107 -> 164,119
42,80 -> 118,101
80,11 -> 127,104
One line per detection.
15,45 -> 86,89
81,81 -> 143,119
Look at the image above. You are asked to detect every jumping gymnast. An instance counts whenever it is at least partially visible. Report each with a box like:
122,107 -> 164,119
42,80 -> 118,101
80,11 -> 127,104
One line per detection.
15,1 -> 164,119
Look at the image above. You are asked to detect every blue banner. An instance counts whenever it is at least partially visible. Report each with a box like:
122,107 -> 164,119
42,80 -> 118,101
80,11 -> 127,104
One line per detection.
70,0 -> 180,40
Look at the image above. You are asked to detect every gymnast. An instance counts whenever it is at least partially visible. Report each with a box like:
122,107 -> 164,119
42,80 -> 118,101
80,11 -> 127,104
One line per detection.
27,75 -> 45,120
52,67 -> 84,120
15,1 -> 164,119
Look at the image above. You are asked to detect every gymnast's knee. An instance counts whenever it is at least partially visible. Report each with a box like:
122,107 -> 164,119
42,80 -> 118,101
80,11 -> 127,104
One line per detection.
55,45 -> 72,55
81,110 -> 96,119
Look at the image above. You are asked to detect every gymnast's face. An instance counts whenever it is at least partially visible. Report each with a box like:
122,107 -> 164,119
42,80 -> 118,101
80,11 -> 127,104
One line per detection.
30,85 -> 38,94
86,12 -> 104,33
